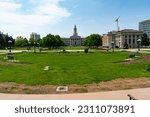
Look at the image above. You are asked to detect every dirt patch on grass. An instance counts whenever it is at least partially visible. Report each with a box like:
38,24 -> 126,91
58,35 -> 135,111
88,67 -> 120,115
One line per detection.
117,55 -> 150,64
0,78 -> 150,94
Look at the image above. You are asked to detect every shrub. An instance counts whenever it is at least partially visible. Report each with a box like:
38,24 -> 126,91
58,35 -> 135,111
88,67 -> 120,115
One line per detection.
134,52 -> 142,57
146,64 -> 150,72
84,48 -> 89,53
129,54 -> 135,58
63,48 -> 66,52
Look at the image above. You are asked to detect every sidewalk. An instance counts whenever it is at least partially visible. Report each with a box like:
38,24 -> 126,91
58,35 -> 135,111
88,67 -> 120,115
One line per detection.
0,88 -> 150,100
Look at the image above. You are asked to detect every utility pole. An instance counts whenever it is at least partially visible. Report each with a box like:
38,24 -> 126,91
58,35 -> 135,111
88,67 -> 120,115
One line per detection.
115,16 -> 120,31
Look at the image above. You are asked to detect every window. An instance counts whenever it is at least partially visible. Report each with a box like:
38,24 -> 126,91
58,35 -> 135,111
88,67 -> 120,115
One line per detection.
133,39 -> 135,44
129,39 -> 131,44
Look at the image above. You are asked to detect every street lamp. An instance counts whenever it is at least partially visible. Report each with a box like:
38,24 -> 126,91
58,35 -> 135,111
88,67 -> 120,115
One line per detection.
137,39 -> 141,51
34,41 -> 36,53
27,42 -> 31,52
8,40 -> 12,53
118,40 -> 121,48
111,41 -> 115,52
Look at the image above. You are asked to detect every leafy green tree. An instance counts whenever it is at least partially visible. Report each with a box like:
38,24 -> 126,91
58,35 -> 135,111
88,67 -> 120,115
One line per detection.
42,34 -> 64,49
15,37 -> 28,47
5,34 -> 14,48
0,33 -> 14,48
0,33 -> 5,48
84,34 -> 102,47
141,33 -> 149,47
29,38 -> 35,46
55,35 -> 64,47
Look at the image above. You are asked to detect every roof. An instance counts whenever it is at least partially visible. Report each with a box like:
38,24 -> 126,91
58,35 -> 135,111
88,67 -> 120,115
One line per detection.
120,29 -> 139,32
139,19 -> 150,23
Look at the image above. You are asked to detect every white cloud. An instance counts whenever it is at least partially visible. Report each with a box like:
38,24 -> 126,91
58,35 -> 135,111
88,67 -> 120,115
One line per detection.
0,1 -> 21,11
0,0 -> 71,38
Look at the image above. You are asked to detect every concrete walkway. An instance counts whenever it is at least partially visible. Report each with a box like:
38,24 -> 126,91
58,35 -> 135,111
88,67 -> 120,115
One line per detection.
0,88 -> 150,100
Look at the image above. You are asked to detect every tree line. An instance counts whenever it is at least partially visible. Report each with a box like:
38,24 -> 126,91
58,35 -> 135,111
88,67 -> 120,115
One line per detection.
2,32 -> 149,49
0,33 -> 14,49
0,33 -> 103,49
14,34 -> 65,49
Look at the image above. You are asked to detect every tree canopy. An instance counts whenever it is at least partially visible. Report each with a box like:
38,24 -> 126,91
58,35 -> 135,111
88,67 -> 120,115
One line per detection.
0,33 -> 14,49
42,34 -> 64,48
15,37 -> 28,47
141,33 -> 149,47
84,34 -> 102,47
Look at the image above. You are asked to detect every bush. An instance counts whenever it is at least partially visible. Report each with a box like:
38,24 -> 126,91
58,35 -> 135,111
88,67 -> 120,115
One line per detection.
146,64 -> 150,72
63,48 -> 66,52
84,48 -> 89,53
129,54 -> 135,58
134,52 -> 141,57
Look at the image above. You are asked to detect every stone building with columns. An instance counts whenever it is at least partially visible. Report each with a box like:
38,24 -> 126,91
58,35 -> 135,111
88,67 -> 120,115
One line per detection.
70,25 -> 84,46
102,29 -> 143,48
62,25 -> 84,46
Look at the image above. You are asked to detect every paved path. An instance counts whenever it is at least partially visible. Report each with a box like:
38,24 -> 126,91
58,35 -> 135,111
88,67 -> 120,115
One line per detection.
0,88 -> 150,100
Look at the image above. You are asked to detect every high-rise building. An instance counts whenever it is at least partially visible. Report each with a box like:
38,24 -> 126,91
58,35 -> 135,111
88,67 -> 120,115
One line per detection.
30,32 -> 40,40
139,20 -> 150,38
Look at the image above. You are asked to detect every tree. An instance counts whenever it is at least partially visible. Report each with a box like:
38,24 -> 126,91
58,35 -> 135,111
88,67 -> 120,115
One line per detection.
55,35 -> 64,47
0,33 -> 5,49
141,33 -> 149,47
15,37 -> 28,47
42,34 -> 64,49
84,34 -> 102,47
0,33 -> 14,48
123,42 -> 128,49
5,34 -> 14,48
29,38 -> 35,46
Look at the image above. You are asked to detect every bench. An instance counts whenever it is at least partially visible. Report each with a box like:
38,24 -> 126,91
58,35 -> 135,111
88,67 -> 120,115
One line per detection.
127,94 -> 137,100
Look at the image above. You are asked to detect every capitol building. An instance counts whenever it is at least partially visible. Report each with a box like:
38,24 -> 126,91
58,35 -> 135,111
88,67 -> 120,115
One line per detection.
62,25 -> 84,46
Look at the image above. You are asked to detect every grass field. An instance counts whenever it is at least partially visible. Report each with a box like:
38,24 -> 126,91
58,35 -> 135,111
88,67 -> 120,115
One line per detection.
0,51 -> 150,85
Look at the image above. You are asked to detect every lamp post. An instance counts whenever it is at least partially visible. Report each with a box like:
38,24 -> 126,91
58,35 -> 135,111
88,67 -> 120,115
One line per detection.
119,40 -> 121,48
27,42 -> 31,52
137,39 -> 141,51
111,41 -> 115,52
8,40 -> 12,53
34,42 -> 36,53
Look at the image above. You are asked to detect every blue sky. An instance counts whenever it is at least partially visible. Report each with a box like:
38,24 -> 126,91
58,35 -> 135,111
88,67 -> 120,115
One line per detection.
0,0 -> 150,38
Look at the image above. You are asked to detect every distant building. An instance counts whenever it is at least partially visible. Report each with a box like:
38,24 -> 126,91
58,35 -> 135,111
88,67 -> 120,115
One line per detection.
102,29 -> 143,48
103,31 -> 117,48
16,36 -> 24,39
62,37 -> 70,46
139,20 -> 150,38
70,25 -> 84,46
30,32 -> 40,40
62,25 -> 84,46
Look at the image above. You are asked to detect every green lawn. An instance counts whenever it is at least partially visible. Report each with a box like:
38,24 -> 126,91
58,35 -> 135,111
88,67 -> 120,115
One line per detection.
0,52 -> 150,85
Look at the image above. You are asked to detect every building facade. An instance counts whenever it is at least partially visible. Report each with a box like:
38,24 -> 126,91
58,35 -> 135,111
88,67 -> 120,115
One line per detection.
62,37 -> 70,46
62,25 -> 84,46
30,32 -> 41,40
70,25 -> 84,46
139,20 -> 150,38
102,29 -> 143,48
